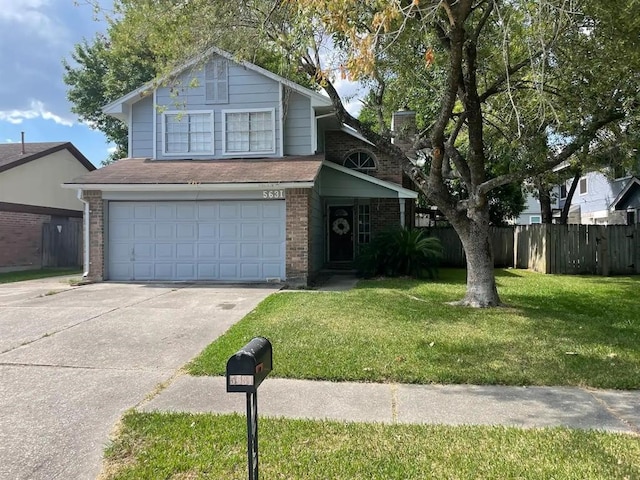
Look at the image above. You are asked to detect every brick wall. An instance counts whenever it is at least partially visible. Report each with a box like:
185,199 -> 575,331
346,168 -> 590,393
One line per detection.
324,131 -> 402,184
0,210 -> 49,268
83,190 -> 104,281
286,188 -> 311,285
371,198 -> 401,236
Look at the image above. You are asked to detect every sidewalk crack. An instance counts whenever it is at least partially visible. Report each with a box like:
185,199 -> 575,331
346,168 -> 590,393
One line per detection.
583,388 -> 640,436
391,384 -> 398,423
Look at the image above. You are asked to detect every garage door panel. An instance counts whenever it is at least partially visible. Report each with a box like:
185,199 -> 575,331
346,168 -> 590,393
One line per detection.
134,244 -> 154,260
110,243 -> 131,261
262,243 -> 282,258
154,264 -> 174,279
155,224 -> 175,240
135,223 -> 154,239
110,204 -> 133,220
219,223 -> 238,239
198,223 -> 217,239
155,244 -> 175,259
176,263 -> 195,279
241,264 -> 260,278
242,204 -> 260,218
240,243 -> 260,258
263,203 -> 284,218
197,244 -> 217,258
177,203 -> 196,220
198,204 -> 218,219
134,205 -> 154,219
241,224 -> 260,239
219,264 -> 238,278
177,224 -> 196,239
198,264 -> 218,279
177,243 -> 195,258
109,200 -> 285,281
219,243 -> 238,258
263,264 -> 282,278
220,204 -> 239,219
134,263 -> 154,279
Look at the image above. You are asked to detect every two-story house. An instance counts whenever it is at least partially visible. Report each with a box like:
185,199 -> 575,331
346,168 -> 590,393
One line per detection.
65,48 -> 417,284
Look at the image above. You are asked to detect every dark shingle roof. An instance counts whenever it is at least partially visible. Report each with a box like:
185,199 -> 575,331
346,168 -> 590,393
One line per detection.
67,156 -> 324,185
0,142 -> 96,173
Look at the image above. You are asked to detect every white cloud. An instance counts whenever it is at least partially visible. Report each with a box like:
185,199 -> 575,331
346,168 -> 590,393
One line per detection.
107,145 -> 117,154
0,100 -> 73,127
0,0 -> 67,44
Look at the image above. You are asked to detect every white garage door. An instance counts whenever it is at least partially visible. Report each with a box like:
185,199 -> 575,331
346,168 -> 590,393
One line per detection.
108,201 -> 285,281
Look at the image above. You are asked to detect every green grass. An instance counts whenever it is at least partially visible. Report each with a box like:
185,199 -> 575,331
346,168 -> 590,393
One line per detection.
0,268 -> 82,284
188,269 -> 640,389
101,411 -> 640,480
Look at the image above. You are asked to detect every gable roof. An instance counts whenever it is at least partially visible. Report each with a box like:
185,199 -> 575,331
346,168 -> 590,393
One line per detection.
611,176 -> 640,210
103,47 -> 333,121
0,142 -> 95,174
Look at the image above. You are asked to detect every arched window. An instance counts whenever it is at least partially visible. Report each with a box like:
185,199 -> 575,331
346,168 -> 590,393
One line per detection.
343,151 -> 376,172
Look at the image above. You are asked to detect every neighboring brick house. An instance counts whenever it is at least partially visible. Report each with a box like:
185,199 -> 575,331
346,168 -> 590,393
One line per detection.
0,142 -> 95,271
64,47 -> 417,285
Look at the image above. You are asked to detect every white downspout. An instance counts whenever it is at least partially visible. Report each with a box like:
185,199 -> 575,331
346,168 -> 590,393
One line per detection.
399,198 -> 406,228
77,189 -> 90,278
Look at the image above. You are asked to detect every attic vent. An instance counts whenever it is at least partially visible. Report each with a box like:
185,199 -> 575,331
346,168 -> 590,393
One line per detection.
205,59 -> 228,104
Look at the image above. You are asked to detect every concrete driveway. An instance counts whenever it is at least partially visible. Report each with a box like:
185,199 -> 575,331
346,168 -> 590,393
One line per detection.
0,277 -> 278,480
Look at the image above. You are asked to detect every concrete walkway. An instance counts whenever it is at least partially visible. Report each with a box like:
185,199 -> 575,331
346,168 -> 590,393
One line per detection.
142,376 -> 640,434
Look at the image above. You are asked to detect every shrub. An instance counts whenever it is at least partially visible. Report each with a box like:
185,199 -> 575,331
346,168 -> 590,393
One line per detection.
355,227 -> 443,279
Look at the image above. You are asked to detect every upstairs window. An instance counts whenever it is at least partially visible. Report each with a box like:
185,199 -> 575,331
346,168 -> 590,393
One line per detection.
163,111 -> 213,155
579,177 -> 588,195
344,151 -> 376,172
205,59 -> 228,104
223,109 -> 275,154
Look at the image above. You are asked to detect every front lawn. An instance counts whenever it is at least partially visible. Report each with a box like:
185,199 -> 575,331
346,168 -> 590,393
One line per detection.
101,412 -> 640,480
0,268 -> 82,284
188,269 -> 640,389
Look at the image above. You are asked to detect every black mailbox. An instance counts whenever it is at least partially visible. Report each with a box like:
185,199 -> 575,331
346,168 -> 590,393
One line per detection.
226,337 -> 272,393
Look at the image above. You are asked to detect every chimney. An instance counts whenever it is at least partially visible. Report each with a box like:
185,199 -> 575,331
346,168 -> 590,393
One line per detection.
391,108 -> 416,153
21,131 -> 25,154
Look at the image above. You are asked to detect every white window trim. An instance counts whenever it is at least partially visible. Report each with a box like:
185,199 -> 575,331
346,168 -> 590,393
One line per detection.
161,110 -> 214,157
222,108 -> 277,156
578,176 -> 588,196
529,215 -> 542,224
205,58 -> 229,105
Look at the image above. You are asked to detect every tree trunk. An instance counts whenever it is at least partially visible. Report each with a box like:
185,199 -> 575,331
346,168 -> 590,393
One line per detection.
559,172 -> 581,224
536,180 -> 553,224
450,214 -> 501,307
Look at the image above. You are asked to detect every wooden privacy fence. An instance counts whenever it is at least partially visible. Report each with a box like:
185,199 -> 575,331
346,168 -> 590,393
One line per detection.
422,224 -> 640,275
42,221 -> 82,268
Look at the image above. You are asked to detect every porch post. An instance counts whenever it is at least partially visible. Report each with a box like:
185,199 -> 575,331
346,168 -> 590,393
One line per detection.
399,198 -> 406,228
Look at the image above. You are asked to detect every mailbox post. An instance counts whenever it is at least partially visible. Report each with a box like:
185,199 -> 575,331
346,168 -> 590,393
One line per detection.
226,337 -> 272,480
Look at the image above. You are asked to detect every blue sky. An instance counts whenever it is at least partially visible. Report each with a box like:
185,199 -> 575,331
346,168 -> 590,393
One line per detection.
0,1 -> 364,168
0,0 -> 112,167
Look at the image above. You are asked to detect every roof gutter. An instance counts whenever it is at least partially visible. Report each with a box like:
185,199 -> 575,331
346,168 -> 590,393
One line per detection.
62,182 -> 315,192
77,190 -> 89,278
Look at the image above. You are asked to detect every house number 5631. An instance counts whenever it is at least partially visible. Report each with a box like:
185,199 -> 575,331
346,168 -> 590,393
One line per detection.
263,190 -> 285,199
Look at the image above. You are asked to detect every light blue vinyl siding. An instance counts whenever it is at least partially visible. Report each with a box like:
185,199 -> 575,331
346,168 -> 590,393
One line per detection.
284,91 -> 312,155
572,172 -> 615,214
310,184 -> 325,272
130,96 -> 154,158
153,54 -> 282,159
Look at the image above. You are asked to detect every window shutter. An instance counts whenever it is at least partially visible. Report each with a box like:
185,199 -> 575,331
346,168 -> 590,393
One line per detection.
205,59 -> 228,104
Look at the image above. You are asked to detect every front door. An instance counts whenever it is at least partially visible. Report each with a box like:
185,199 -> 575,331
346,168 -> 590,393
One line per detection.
329,206 -> 354,262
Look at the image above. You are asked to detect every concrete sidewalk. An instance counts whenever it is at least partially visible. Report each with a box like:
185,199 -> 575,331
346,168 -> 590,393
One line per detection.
141,376 -> 640,434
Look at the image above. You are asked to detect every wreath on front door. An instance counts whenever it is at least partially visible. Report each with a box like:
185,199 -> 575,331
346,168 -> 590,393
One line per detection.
332,217 -> 351,235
